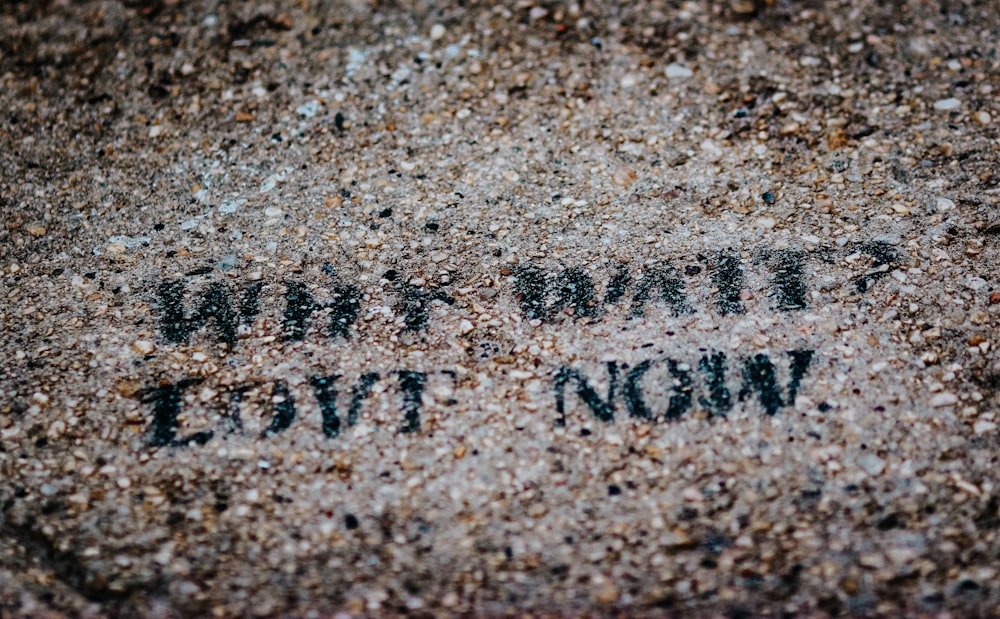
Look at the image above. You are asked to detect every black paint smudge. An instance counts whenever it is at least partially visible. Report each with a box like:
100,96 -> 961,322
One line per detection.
140,379 -> 213,447
698,352 -> 732,416
766,250 -> 808,310
786,349 -> 814,403
631,266 -> 692,317
398,371 -> 427,433
714,250 -> 745,315
739,354 -> 783,415
398,284 -> 454,332
854,241 -> 903,293
552,267 -> 597,319
282,281 -> 361,341
310,373 -> 380,438
261,382 -> 296,438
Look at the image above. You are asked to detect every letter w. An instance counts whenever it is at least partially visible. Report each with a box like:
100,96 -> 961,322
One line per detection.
157,280 -> 262,345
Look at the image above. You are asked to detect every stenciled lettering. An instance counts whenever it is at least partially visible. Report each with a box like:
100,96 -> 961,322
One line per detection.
554,349 -> 813,426
152,242 -> 907,347
157,280 -> 262,345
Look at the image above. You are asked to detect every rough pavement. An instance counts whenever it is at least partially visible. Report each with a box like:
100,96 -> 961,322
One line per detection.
2,0 -> 1000,616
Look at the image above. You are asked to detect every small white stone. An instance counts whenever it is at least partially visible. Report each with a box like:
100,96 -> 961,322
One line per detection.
681,487 -> 704,502
930,392 -> 958,407
886,547 -> 917,565
132,340 -> 155,355
966,277 -> 988,291
665,63 -> 693,79
974,420 -> 996,435
700,139 -> 723,161
116,477 -> 131,489
430,24 -> 446,40
933,97 -> 961,111
908,37 -> 932,56
529,6 -> 548,20
936,197 -> 956,212
974,111 -> 991,125
178,581 -> 201,595
858,454 -> 886,476
148,125 -> 163,138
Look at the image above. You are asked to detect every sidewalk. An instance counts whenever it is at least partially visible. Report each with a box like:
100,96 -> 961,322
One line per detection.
2,0 -> 999,615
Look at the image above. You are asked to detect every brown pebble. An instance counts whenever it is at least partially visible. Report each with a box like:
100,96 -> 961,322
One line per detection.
116,380 -> 142,398
592,581 -> 619,604
990,292 -> 1000,305
827,129 -> 847,150
841,578 -> 858,594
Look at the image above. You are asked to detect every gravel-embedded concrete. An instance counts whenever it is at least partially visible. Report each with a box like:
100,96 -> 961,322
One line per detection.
2,0 -> 1000,616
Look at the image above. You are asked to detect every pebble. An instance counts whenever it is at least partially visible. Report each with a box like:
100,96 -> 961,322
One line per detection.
612,167 -> 636,187
858,454 -> 886,476
930,392 -> 958,407
700,139 -> 723,161
429,24 -> 446,40
681,487 -> 705,502
591,580 -> 619,604
665,63 -> 693,79
779,121 -> 800,135
933,98 -> 961,111
132,340 -> 155,355
936,197 -> 956,212
974,420 -> 996,435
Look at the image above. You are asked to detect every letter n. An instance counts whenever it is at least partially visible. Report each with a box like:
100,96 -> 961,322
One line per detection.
553,363 -> 618,426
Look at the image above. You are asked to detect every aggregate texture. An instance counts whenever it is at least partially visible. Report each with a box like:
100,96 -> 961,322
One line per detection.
2,0 -> 1000,616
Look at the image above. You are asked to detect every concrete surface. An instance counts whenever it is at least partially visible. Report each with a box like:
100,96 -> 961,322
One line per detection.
2,0 -> 1000,616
